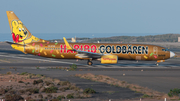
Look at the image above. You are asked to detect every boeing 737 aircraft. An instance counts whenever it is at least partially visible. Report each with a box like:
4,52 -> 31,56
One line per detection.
6,11 -> 175,65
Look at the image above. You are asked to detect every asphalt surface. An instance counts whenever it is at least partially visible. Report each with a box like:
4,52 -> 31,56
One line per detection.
0,42 -> 180,100
0,69 -> 144,100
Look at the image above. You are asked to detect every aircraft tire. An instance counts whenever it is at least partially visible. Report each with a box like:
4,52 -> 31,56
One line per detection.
155,62 -> 159,66
87,61 -> 93,65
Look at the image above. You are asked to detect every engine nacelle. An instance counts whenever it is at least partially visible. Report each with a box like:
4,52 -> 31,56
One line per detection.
101,55 -> 118,64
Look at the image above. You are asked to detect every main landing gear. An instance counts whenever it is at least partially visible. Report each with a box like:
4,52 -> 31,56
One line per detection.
87,59 -> 93,65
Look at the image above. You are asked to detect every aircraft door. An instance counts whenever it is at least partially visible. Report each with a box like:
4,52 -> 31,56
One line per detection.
153,47 -> 158,55
35,45 -> 39,53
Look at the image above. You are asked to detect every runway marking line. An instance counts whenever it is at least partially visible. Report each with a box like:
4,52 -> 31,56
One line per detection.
0,59 -> 10,63
0,54 -> 80,65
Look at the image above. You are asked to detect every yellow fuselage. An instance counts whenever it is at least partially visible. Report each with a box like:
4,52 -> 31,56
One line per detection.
12,42 -> 170,61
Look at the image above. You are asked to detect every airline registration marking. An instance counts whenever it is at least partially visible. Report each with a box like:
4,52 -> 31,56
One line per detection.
48,45 -> 55,47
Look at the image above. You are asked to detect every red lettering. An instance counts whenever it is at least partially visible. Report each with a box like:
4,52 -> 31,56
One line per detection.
67,50 -> 73,53
64,45 -> 66,53
84,45 -> 90,52
60,44 -> 73,53
64,44 -> 73,53
67,46 -> 73,53
80,45 -> 83,51
73,45 -> 79,53
91,45 -> 97,53
60,44 -> 63,53
60,44 -> 97,54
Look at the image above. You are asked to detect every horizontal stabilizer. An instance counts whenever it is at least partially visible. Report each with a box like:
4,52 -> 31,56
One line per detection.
5,41 -> 24,46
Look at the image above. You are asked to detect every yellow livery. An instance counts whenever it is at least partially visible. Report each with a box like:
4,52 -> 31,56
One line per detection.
6,11 -> 175,65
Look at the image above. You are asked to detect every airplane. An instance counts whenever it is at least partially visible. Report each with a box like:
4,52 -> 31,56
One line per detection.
6,11 -> 175,65
71,36 -> 76,42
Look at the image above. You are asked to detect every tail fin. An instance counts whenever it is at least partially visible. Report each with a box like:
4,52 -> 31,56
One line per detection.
6,11 -> 47,44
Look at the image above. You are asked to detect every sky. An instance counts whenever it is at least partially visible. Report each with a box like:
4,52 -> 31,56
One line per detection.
0,0 -> 180,40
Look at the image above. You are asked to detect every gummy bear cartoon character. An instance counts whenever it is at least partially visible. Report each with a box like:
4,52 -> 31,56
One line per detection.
11,20 -> 28,43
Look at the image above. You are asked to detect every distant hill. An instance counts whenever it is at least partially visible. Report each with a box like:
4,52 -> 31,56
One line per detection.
83,34 -> 180,43
49,34 -> 180,43
48,37 -> 90,42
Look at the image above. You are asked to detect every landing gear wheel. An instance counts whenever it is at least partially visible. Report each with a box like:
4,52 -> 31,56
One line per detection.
155,62 -> 159,66
87,60 -> 93,65
88,61 -> 92,65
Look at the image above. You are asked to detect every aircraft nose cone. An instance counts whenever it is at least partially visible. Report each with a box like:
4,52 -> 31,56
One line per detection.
170,51 -> 175,58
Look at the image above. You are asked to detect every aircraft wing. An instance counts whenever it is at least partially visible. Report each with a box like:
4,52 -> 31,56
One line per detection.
63,37 -> 103,59
75,50 -> 103,58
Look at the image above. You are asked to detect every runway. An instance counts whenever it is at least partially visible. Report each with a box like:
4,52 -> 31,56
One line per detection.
0,42 -> 180,100
0,42 -> 180,67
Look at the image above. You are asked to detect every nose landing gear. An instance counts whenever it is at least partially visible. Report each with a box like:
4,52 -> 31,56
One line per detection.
156,60 -> 165,66
155,62 -> 159,66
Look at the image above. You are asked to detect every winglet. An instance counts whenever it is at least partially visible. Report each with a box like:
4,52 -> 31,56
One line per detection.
63,37 -> 73,50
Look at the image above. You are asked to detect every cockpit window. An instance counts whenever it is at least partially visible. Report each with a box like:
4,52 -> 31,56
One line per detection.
162,48 -> 169,51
